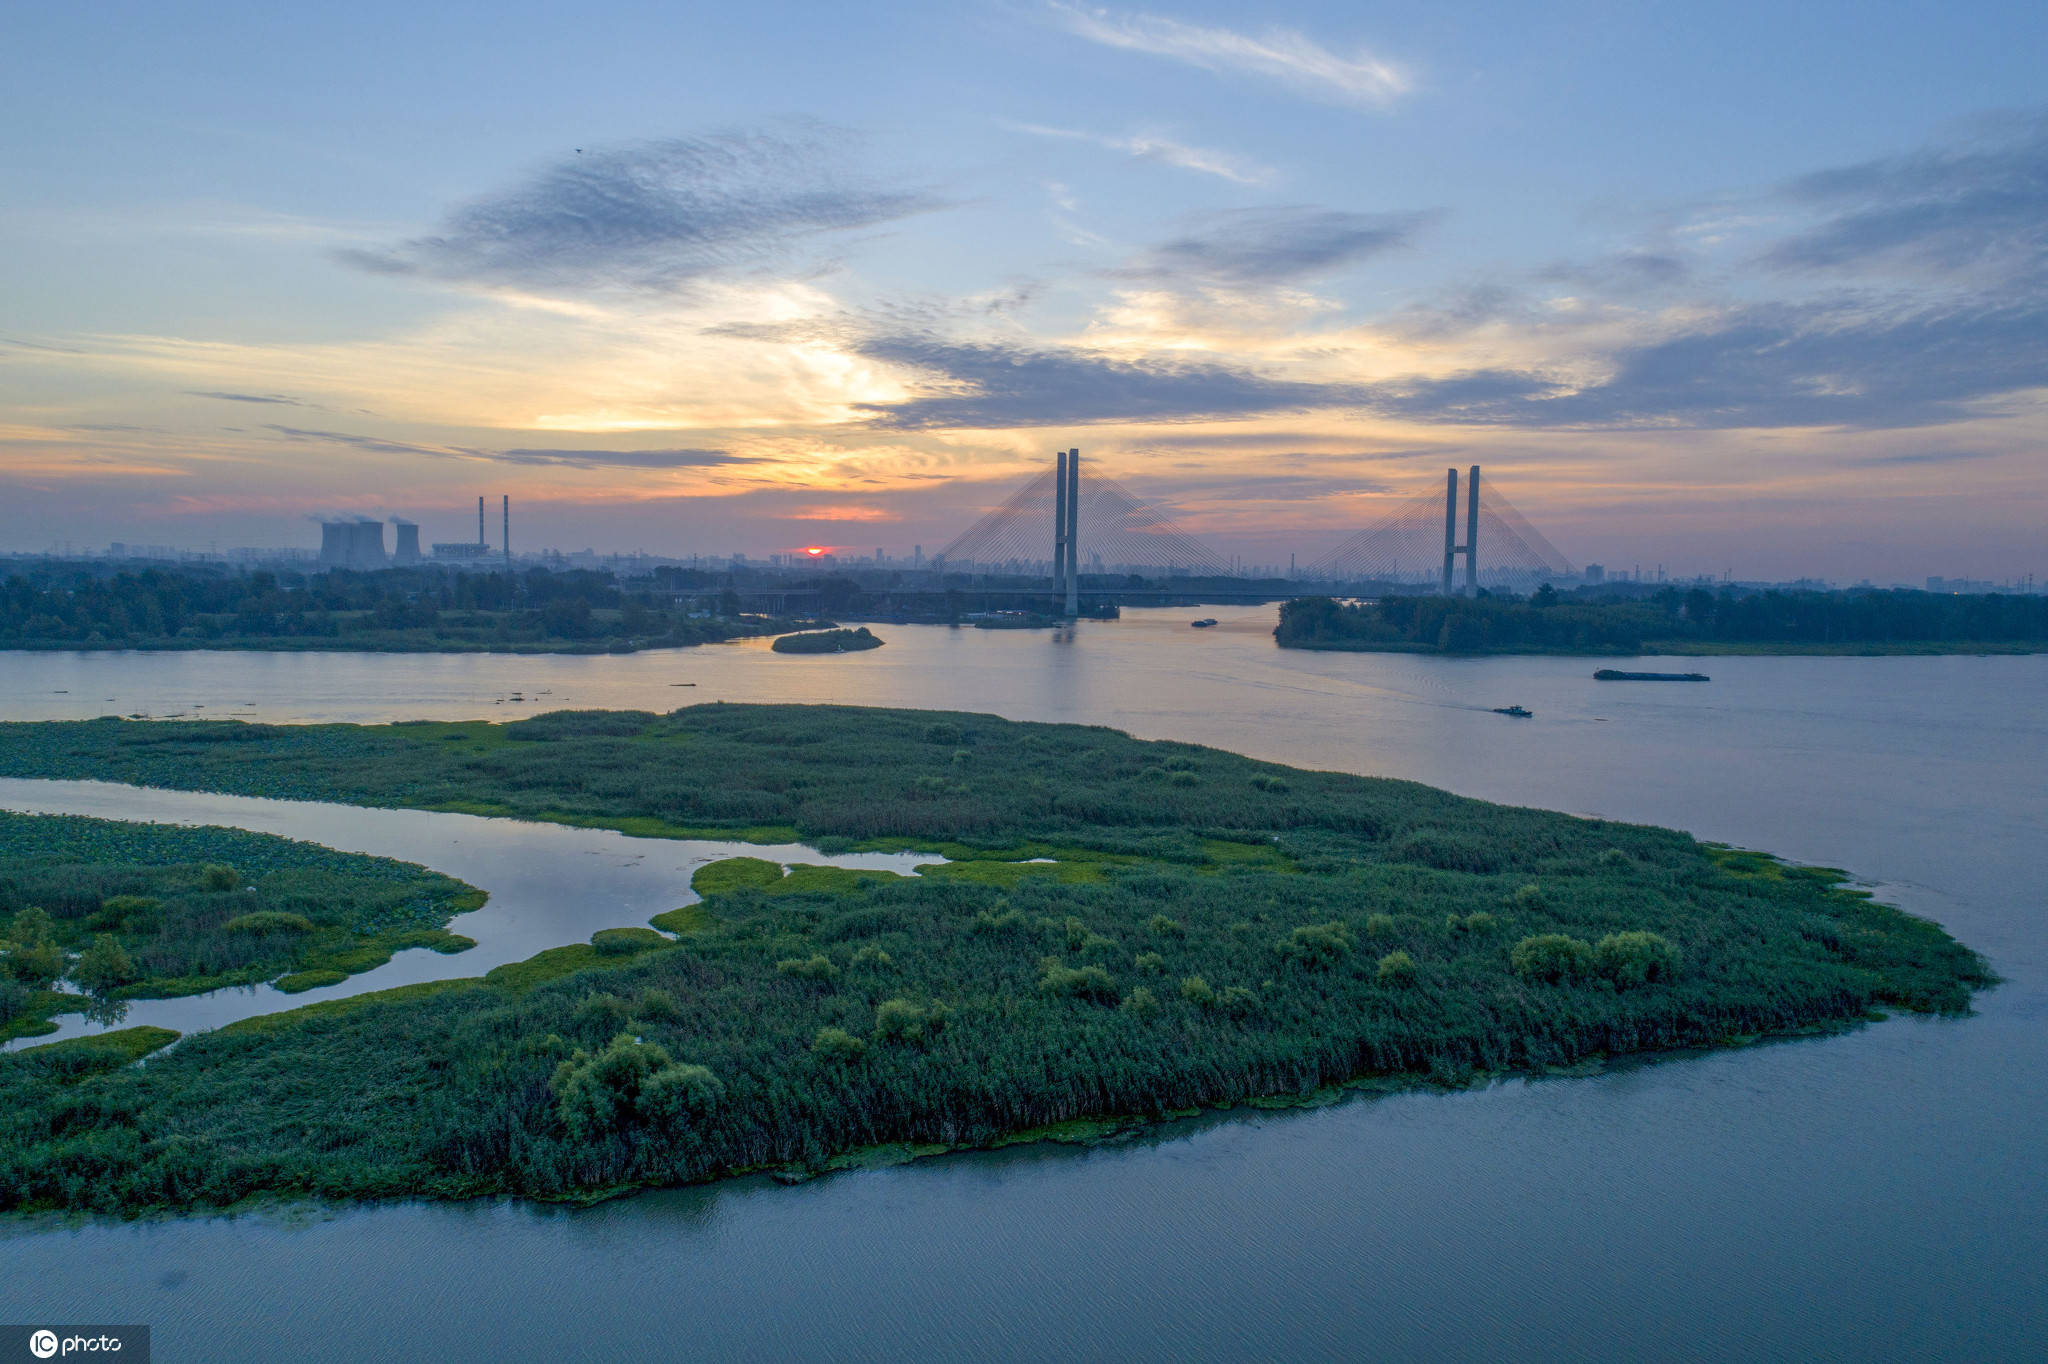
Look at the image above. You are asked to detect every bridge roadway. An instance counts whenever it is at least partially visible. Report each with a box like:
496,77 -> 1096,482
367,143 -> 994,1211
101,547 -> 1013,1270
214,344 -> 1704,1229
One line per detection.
678,582 -> 1363,614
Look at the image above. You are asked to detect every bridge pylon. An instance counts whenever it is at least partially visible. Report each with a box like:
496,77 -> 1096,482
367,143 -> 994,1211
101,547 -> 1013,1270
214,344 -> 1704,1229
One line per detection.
1440,465 -> 1480,597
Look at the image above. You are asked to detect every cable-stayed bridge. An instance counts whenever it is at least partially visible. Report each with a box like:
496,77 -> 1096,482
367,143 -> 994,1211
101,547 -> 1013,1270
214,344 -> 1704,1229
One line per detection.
1303,464 -> 1575,595
913,451 -> 1573,614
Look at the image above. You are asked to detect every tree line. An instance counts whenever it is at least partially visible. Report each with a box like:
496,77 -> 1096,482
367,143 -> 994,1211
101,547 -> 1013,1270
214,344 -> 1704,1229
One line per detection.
1276,586 -> 2048,653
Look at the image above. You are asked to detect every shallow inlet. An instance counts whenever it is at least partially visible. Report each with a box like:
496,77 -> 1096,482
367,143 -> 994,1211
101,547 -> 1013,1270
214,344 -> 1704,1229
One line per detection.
0,778 -> 939,1048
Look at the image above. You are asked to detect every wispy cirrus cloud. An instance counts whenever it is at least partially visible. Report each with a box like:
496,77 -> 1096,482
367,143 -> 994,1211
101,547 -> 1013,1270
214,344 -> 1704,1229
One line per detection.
335,127 -> 946,294
1764,113 -> 2048,283
187,390 -> 315,407
852,333 -> 1366,429
1047,4 -> 1410,109
261,425 -> 757,470
1004,121 -> 1272,184
1117,207 -> 1436,287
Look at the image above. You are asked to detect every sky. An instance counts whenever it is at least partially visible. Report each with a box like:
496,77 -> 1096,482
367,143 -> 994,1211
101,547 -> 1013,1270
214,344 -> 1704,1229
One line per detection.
3,0 -> 2045,582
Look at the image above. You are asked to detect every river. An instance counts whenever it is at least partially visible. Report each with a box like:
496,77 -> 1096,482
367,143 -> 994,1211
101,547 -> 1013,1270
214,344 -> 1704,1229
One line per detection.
3,609 -> 2043,1361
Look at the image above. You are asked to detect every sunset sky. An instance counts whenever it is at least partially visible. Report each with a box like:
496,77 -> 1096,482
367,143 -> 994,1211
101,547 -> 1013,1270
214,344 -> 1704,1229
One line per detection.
4,1 -> 2045,580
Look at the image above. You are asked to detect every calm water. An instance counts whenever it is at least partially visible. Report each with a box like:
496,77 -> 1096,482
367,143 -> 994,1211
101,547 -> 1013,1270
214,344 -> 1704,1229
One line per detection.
3,612 -> 2044,1362
0,782 -> 938,1048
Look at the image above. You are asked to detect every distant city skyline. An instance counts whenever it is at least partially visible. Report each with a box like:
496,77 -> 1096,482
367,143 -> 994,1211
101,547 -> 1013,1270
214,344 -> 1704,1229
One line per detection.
4,1 -> 2045,582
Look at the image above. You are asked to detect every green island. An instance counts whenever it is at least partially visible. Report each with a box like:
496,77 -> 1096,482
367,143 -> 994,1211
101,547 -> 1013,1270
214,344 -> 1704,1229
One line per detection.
770,627 -> 884,654
0,563 -> 808,654
1276,589 -> 2048,656
0,705 -> 1989,1214
0,812 -> 482,1040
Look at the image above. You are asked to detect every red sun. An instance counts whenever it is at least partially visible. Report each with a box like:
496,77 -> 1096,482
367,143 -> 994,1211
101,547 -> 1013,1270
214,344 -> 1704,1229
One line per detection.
804,546 -> 825,557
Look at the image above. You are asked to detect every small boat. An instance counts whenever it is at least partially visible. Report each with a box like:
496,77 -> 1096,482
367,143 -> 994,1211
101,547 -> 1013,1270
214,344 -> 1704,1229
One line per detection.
1190,618 -> 1219,628
1491,705 -> 1533,718
1594,670 -> 1710,682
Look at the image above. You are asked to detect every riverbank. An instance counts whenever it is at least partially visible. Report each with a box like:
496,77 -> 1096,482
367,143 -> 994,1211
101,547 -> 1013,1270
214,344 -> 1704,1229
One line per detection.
1281,637 -> 2046,657
0,706 -> 1989,1216
1273,592 -> 2048,657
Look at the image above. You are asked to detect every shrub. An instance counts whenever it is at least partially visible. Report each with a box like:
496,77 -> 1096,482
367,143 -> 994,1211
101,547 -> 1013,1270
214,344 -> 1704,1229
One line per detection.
1511,884 -> 1546,911
851,945 -> 894,969
1390,832 -> 1502,874
223,911 -> 315,936
1376,950 -> 1419,985
1462,912 -> 1499,935
73,933 -> 135,994
1278,920 -> 1354,969
1180,975 -> 1216,1005
1038,959 -> 1119,1004
199,864 -> 240,892
1598,848 -> 1633,869
875,997 -> 926,1042
971,908 -> 1021,935
1147,914 -> 1185,937
1593,931 -> 1682,987
1364,913 -> 1397,938
1078,932 -> 1118,959
549,1034 -> 671,1140
89,895 -> 162,933
812,1026 -> 866,1062
1219,985 -> 1260,1018
776,954 -> 838,982
637,1062 -> 724,1129
1511,934 -> 1594,984
3,908 -> 64,985
1123,986 -> 1161,1019
1168,771 -> 1199,787
634,988 -> 682,1022
573,992 -> 633,1032
1133,951 -> 1166,974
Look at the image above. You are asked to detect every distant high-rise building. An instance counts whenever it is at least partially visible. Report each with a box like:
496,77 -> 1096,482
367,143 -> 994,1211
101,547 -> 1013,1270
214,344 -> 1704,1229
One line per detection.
1584,563 -> 1604,583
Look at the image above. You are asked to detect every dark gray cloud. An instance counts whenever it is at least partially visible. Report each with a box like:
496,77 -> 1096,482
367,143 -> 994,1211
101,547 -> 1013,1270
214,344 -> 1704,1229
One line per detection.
1115,207 -> 1436,287
499,448 -> 752,470
336,128 -> 946,292
853,334 -> 1367,429
1855,447 -> 1997,466
262,425 -> 751,469
188,390 -> 311,406
1766,115 -> 2048,279
1375,296 -> 2048,430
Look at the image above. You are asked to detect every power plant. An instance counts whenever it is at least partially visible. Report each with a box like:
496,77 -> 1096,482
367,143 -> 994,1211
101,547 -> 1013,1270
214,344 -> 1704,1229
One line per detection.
429,495 -> 498,561
392,520 -> 421,565
318,519 -> 387,569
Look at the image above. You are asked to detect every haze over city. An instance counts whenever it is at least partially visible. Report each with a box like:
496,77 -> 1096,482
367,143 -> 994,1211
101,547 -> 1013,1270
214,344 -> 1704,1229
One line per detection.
5,1 -> 2045,581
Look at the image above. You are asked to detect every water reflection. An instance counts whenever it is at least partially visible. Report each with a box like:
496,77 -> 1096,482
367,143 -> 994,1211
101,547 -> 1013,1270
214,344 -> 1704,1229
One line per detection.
0,779 -> 940,1048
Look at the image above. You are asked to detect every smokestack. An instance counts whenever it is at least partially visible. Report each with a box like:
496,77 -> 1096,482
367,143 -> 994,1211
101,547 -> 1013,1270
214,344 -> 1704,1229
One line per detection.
503,495 -> 510,567
478,496 -> 486,548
